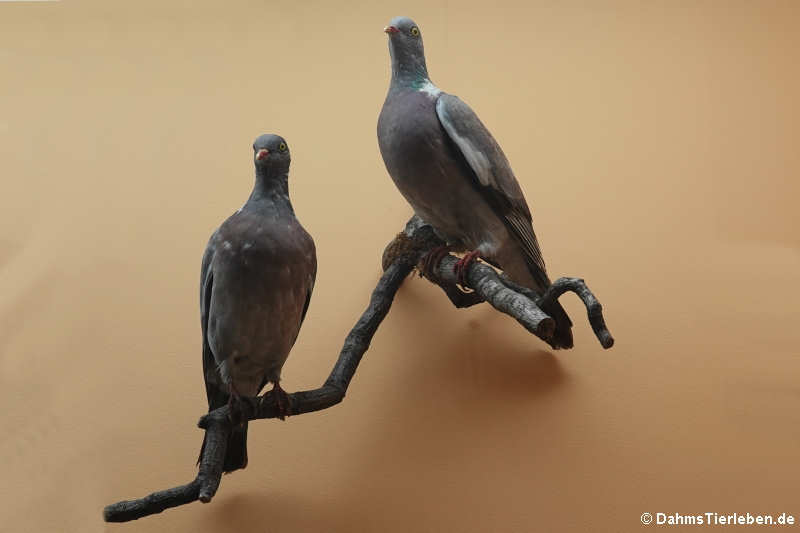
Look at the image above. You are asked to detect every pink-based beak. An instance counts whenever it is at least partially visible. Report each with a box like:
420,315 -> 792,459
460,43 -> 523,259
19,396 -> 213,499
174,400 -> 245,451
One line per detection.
256,149 -> 269,161
384,25 -> 399,34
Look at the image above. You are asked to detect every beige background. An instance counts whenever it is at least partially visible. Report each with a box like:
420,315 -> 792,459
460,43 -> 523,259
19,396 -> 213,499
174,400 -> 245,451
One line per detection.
2,1 -> 799,532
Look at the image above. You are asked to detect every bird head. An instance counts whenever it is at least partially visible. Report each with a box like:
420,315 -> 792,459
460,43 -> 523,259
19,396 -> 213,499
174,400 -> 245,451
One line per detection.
384,16 -> 428,81
253,134 -> 290,175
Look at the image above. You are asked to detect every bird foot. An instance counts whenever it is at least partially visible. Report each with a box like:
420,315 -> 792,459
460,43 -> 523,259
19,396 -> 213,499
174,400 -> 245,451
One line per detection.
419,245 -> 451,279
454,250 -> 482,287
267,382 -> 291,420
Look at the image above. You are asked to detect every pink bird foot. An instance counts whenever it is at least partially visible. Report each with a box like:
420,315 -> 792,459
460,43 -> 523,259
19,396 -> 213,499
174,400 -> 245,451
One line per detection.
454,250 -> 482,287
269,382 -> 291,420
419,245 -> 451,279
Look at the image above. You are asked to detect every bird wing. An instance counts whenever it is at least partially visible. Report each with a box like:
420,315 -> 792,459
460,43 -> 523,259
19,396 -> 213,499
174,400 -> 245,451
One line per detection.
289,232 -> 317,354
200,231 -> 228,411
299,246 -> 317,327
435,93 -> 550,288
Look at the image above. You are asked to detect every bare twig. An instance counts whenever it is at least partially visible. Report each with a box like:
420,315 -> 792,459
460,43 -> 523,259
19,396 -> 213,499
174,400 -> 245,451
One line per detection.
103,217 -> 613,522
539,277 -> 614,349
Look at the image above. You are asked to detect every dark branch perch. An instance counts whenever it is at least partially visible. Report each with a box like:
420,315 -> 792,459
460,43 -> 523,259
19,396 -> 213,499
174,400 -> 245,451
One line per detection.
540,277 -> 614,349
103,216 -> 613,522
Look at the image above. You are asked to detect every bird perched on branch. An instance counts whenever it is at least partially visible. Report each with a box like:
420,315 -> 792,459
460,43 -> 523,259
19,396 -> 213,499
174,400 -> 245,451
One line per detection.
198,134 -> 317,472
377,16 -> 573,349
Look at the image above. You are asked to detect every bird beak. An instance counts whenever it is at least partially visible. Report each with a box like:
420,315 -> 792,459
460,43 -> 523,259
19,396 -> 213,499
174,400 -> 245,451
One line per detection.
256,149 -> 269,161
384,26 -> 399,34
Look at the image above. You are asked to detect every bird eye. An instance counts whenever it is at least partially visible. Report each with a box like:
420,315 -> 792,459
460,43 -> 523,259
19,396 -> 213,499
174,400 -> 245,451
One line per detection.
410,27 -> 420,36
279,142 -> 287,152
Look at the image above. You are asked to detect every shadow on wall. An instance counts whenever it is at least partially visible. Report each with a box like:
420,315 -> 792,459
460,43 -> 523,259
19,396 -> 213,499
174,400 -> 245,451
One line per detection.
197,491 -> 356,533
331,283 -> 571,522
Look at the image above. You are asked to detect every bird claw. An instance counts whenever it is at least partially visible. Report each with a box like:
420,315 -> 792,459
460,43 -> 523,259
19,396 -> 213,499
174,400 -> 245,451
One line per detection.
419,245 -> 451,279
268,383 -> 291,420
454,250 -> 481,288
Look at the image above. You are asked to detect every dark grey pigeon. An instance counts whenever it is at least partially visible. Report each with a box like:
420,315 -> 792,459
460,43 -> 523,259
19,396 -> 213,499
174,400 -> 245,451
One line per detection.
198,134 -> 317,472
377,16 -> 573,349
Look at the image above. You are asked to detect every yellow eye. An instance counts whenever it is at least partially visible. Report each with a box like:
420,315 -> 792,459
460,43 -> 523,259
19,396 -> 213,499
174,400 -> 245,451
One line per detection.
410,27 -> 419,36
279,142 -> 287,152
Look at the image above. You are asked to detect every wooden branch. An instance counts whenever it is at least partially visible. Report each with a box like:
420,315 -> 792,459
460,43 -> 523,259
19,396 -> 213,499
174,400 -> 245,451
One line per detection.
539,277 -> 614,349
428,254 -> 555,339
103,217 -> 613,522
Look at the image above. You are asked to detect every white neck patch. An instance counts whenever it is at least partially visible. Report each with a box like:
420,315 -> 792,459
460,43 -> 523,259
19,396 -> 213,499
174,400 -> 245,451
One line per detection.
419,79 -> 442,98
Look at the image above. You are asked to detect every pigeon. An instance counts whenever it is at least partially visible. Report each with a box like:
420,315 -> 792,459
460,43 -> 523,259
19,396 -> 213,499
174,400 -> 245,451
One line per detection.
377,16 -> 573,349
198,134 -> 317,472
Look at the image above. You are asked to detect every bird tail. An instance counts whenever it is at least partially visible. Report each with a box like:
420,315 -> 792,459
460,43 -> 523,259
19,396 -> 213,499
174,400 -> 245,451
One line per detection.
506,255 -> 574,350
510,254 -> 574,350
540,298 -> 574,350
198,421 -> 249,473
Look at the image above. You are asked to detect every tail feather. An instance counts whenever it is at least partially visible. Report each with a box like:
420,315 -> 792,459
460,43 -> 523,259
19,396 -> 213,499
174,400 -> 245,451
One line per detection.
502,252 -> 574,350
492,243 -> 574,349
541,298 -> 573,350
198,421 -> 248,473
